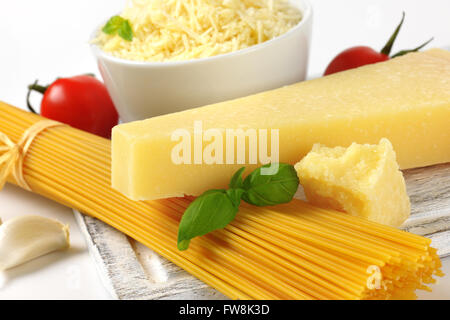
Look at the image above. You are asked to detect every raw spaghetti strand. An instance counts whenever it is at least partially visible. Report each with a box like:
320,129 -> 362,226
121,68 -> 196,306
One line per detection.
0,101 -> 442,300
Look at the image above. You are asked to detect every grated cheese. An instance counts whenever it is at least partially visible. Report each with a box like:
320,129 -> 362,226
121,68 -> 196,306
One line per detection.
93,0 -> 302,62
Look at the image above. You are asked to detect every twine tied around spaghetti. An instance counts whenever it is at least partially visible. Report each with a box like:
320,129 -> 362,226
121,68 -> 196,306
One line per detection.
0,120 -> 64,191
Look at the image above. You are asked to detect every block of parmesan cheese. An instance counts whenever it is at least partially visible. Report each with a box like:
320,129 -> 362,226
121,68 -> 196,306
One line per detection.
294,139 -> 410,227
112,49 -> 450,200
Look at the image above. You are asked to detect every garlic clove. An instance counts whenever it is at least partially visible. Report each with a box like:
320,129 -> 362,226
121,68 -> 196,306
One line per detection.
0,215 -> 70,271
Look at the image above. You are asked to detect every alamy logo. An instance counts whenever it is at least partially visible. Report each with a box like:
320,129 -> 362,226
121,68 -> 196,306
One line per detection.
366,265 -> 383,290
171,121 -> 280,175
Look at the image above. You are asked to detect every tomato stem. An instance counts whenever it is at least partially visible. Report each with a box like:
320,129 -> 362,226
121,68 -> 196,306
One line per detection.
380,12 -> 405,56
28,83 -> 49,94
391,37 -> 434,58
26,80 -> 48,114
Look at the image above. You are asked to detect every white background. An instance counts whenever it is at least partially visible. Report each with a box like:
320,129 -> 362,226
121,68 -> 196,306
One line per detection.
0,0 -> 449,299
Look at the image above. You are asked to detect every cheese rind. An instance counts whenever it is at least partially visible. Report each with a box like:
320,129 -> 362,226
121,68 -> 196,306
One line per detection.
294,139 -> 410,227
112,49 -> 450,200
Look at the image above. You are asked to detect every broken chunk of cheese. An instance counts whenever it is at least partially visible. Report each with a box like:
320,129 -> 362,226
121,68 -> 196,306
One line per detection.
112,49 -> 450,201
294,139 -> 410,227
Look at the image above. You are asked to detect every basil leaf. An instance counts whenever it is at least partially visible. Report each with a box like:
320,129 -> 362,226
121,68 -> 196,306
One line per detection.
177,189 -> 242,251
102,16 -> 133,41
177,164 -> 299,251
102,16 -> 124,35
242,163 -> 299,206
229,167 -> 245,189
118,20 -> 133,41
226,188 -> 245,207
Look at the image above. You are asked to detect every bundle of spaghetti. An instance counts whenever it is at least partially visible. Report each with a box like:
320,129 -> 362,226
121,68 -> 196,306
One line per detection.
0,101 -> 442,300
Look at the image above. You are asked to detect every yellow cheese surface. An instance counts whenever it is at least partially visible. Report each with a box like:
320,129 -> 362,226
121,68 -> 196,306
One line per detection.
112,49 -> 450,200
294,139 -> 410,227
94,0 -> 302,62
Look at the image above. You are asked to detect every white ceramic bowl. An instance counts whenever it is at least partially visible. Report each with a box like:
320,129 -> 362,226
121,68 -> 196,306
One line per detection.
91,0 -> 313,123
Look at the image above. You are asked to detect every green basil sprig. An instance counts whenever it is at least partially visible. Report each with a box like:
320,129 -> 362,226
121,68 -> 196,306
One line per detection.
177,163 -> 299,251
242,164 -> 300,206
102,16 -> 133,41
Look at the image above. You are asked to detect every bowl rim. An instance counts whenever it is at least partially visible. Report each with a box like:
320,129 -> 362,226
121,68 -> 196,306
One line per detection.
90,0 -> 313,67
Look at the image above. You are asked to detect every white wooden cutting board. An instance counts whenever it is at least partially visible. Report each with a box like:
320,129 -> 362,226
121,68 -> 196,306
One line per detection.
74,163 -> 450,300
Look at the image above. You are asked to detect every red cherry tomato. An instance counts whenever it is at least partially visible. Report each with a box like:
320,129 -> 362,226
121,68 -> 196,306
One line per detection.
323,13 -> 433,76
29,75 -> 118,139
324,46 -> 389,76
